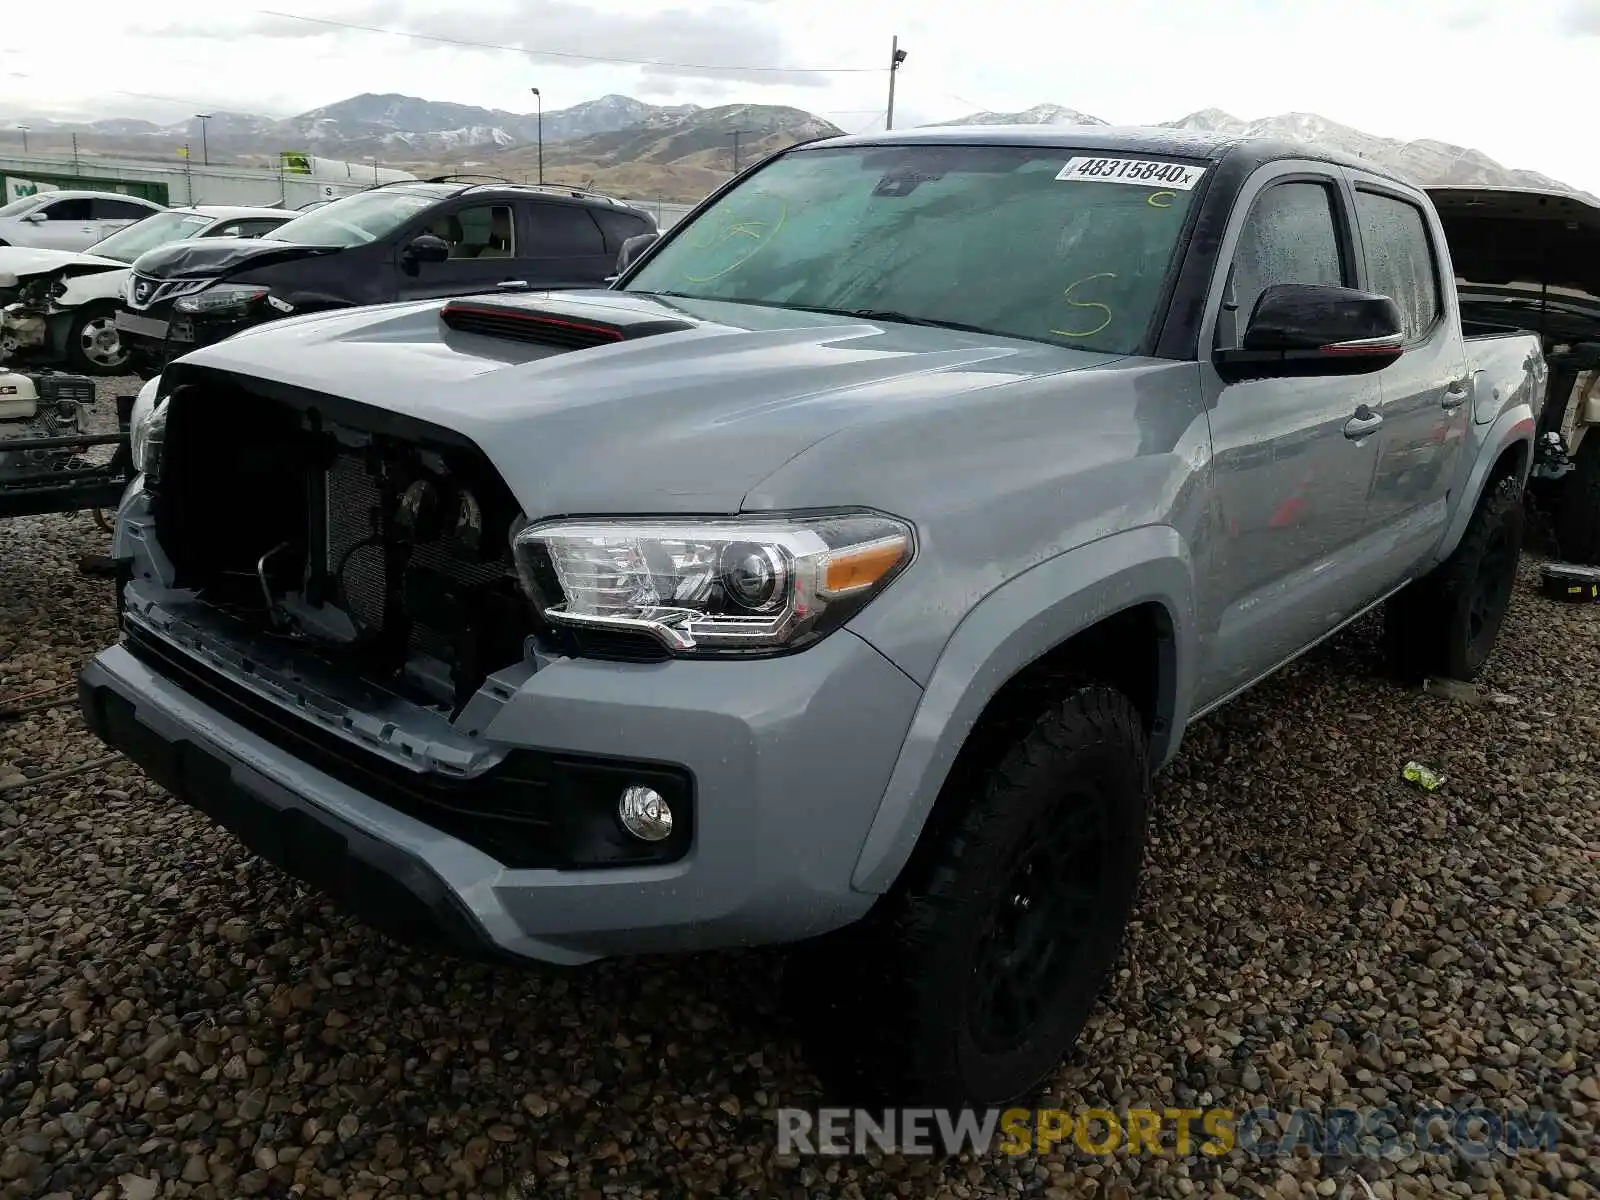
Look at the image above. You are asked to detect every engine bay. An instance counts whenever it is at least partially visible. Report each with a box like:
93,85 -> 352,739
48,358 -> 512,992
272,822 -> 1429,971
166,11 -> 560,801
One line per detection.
149,374 -> 535,714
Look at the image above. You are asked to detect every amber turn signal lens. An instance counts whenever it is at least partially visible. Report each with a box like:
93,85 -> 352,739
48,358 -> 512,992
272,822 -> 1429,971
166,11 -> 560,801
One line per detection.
820,536 -> 908,597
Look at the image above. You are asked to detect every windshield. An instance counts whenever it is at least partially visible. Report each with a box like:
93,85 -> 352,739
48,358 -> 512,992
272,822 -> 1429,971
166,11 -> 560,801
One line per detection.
264,189 -> 441,248
624,144 -> 1205,354
86,211 -> 215,263
0,195 -> 46,220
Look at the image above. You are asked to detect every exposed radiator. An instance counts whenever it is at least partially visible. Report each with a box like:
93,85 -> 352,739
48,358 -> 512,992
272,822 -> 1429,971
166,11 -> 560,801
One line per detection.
322,452 -> 518,661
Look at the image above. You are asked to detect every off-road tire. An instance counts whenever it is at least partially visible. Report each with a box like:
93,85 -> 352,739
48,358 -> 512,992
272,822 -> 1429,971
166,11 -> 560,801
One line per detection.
65,303 -> 130,375
787,684 -> 1150,1106
1554,434 -> 1600,566
1383,474 -> 1524,682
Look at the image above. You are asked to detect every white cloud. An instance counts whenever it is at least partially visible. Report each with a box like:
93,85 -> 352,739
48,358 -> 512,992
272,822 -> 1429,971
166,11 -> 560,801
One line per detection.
1561,0 -> 1600,31
0,0 -> 1596,194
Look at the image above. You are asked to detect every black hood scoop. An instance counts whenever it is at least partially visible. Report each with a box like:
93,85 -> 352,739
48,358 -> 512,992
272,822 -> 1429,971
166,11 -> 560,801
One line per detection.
439,296 -> 695,351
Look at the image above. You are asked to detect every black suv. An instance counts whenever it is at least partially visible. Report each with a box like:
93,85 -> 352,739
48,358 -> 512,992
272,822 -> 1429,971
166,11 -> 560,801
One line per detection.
114,180 -> 657,377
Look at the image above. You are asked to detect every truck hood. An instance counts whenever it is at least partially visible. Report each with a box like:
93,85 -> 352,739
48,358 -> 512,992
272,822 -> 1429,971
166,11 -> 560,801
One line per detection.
131,237 -> 337,280
1428,184 -> 1600,343
0,246 -> 124,283
172,289 -> 1124,514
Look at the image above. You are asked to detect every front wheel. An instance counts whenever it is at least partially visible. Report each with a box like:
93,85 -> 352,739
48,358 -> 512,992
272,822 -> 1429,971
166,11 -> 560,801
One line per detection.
789,684 -> 1150,1106
65,303 -> 130,375
1383,474 -> 1525,681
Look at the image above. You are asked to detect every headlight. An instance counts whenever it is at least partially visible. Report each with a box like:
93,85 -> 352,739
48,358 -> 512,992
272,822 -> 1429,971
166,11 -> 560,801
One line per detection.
173,284 -> 269,315
513,511 -> 914,655
130,381 -> 167,477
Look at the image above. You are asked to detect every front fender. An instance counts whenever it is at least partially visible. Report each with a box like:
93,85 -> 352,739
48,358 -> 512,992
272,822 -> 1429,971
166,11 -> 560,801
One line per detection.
1435,403 -> 1534,565
849,524 -> 1197,895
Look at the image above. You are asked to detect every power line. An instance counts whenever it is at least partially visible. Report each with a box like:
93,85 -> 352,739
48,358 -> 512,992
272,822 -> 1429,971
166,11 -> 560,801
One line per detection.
255,9 -> 883,73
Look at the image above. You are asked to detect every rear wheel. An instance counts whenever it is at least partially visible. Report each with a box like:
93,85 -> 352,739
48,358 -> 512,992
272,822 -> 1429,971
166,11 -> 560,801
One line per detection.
66,303 -> 130,375
788,684 -> 1150,1106
1383,474 -> 1524,681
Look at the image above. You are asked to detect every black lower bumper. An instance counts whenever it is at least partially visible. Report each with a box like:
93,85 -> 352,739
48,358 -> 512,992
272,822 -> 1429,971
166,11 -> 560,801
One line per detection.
77,665 -> 502,958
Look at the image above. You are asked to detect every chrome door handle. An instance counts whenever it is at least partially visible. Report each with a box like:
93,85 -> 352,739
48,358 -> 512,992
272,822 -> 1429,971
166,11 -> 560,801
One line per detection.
496,279 -> 530,290
1344,405 -> 1383,439
1442,378 -> 1470,410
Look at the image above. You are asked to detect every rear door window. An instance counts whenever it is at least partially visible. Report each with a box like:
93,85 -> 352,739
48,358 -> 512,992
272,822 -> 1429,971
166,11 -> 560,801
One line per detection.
40,198 -> 94,221
93,198 -> 157,220
1354,189 -> 1442,342
525,204 -> 606,257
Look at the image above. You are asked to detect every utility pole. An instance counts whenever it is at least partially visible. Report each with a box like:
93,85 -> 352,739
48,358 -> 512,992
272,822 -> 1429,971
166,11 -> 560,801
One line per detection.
195,114 -> 212,165
728,129 -> 754,175
530,88 -> 543,185
886,36 -> 908,130
16,124 -> 27,153
71,133 -> 80,174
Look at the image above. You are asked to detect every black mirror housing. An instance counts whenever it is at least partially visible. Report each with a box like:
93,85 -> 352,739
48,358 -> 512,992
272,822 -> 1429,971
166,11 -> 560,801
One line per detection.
1216,283 -> 1405,381
615,231 -> 661,277
404,233 -> 451,265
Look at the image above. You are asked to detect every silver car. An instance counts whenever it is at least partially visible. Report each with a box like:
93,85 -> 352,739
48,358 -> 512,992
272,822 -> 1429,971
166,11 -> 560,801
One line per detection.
0,190 -> 164,253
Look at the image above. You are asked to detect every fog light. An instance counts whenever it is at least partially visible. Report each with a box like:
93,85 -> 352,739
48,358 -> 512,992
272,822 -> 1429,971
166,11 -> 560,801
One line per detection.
618,784 -> 674,842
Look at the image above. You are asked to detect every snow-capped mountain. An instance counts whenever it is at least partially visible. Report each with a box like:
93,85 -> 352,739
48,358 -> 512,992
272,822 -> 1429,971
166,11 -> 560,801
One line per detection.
279,92 -> 701,153
4,90 -> 1585,197
1,93 -> 708,160
927,103 -> 1584,194
1162,107 -> 1245,135
933,104 -> 1108,128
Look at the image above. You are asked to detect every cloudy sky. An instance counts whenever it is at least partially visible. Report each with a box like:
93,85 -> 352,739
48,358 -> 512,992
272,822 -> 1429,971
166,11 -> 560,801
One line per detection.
3,0 -> 1599,191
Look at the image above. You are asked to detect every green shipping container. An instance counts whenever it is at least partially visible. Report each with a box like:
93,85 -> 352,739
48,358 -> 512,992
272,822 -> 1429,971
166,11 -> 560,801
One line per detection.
2,172 -> 170,206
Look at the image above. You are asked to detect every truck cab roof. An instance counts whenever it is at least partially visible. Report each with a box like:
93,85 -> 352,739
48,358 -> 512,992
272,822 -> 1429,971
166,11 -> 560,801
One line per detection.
817,123 -> 1420,190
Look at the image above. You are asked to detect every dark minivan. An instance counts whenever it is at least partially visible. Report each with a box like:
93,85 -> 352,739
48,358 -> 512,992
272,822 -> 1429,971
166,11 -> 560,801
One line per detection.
114,181 -> 657,377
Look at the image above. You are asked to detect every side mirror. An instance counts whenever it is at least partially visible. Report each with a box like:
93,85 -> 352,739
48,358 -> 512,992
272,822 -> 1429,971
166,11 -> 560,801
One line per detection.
24,210 -> 48,224
403,233 -> 450,265
615,231 -> 660,276
1215,283 -> 1405,382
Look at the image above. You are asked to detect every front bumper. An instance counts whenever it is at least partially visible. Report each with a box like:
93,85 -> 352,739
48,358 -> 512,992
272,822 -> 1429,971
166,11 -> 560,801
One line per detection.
118,308 -> 266,375
80,587 -> 923,964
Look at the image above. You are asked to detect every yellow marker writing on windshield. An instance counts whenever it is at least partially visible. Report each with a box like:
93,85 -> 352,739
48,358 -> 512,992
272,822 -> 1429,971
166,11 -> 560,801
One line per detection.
1147,191 -> 1176,208
1051,272 -> 1117,339
681,200 -> 789,283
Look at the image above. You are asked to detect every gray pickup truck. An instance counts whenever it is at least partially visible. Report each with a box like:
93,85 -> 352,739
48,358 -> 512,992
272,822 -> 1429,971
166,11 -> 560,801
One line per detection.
80,127 -> 1546,1106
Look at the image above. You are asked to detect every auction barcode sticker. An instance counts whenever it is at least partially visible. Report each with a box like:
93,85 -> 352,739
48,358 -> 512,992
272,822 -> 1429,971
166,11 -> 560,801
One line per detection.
1055,156 -> 1207,190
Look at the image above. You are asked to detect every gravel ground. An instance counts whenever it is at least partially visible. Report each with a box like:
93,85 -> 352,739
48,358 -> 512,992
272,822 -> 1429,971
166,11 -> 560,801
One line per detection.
0,379 -> 1597,1199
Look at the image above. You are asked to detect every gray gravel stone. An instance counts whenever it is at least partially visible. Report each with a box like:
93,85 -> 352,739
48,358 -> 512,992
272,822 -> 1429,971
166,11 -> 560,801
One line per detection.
0,379 -> 1596,1197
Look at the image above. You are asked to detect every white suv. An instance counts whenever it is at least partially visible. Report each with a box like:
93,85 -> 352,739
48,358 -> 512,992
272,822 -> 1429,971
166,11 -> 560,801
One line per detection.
0,191 -> 164,253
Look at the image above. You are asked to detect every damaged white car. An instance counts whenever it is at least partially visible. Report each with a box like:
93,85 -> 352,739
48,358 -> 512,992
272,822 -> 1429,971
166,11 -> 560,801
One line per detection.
0,205 -> 293,375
